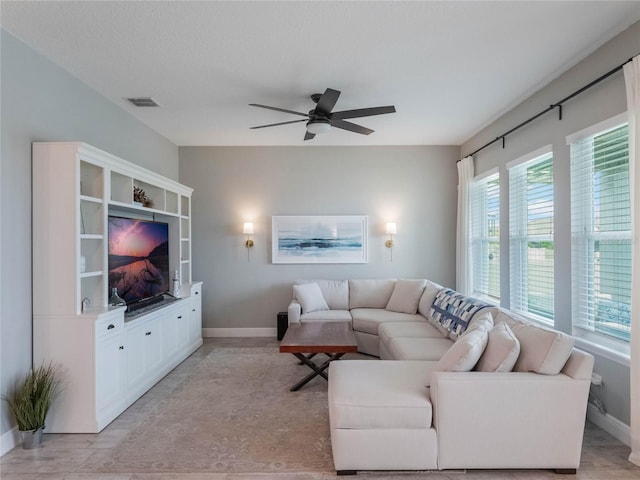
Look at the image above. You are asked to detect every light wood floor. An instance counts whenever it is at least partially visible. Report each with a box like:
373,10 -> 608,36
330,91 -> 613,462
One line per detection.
1,337 -> 638,479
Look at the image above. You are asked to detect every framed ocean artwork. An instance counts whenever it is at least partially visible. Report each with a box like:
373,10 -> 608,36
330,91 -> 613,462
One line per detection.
272,215 -> 368,264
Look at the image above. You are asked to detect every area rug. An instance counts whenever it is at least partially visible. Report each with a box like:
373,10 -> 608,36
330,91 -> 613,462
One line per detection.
93,345 -> 342,474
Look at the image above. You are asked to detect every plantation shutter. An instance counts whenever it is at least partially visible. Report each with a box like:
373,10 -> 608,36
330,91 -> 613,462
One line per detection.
570,120 -> 631,342
509,150 -> 554,321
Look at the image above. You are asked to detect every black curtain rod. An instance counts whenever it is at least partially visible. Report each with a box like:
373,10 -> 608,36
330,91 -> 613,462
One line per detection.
459,53 -> 638,162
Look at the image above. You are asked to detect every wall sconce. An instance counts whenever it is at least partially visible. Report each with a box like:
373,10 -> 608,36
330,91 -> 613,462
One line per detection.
243,222 -> 254,260
385,222 -> 396,261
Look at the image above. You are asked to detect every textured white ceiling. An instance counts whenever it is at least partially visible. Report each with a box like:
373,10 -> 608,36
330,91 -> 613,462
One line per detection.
2,1 -> 640,146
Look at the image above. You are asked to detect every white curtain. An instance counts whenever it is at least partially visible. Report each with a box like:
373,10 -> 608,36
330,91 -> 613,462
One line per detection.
456,156 -> 474,295
624,55 -> 640,467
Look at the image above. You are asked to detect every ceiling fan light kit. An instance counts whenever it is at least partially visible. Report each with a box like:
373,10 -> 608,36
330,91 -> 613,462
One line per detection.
306,118 -> 331,135
250,88 -> 396,141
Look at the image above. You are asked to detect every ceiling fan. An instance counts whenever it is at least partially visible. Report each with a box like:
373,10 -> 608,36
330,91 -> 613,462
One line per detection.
249,88 -> 396,141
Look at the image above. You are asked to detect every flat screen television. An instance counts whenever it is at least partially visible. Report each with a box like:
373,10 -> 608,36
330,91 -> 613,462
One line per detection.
108,216 -> 170,309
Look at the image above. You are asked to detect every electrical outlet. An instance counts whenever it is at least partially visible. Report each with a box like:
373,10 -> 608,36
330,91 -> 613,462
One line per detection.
591,373 -> 602,386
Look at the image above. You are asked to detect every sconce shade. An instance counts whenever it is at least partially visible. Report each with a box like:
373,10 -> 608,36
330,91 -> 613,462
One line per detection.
386,222 -> 397,235
243,222 -> 254,235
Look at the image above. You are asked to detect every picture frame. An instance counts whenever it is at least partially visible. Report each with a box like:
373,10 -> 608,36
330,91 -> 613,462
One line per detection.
272,215 -> 368,264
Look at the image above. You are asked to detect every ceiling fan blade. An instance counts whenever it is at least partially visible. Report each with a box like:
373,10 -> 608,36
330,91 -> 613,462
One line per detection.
250,119 -> 308,129
315,88 -> 341,115
330,118 -> 374,135
304,131 -> 316,141
249,104 -> 309,117
331,105 -> 396,120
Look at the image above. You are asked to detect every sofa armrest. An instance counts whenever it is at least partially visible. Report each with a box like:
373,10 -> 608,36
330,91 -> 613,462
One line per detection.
431,371 -> 591,470
288,301 -> 301,324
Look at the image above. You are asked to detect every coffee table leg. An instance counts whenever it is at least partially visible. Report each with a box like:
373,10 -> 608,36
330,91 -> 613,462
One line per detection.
290,352 -> 345,391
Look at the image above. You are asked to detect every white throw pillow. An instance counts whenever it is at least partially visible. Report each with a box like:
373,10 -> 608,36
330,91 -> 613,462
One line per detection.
385,279 -> 427,314
475,322 -> 520,372
293,283 -> 329,314
435,315 -> 492,372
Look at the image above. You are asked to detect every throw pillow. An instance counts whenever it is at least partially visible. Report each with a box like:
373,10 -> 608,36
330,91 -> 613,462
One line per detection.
434,315 -> 492,372
429,288 -> 489,339
293,283 -> 329,314
475,322 -> 520,372
385,279 -> 427,314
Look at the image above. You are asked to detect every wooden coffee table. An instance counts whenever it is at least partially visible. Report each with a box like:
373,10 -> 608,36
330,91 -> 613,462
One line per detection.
279,321 -> 358,391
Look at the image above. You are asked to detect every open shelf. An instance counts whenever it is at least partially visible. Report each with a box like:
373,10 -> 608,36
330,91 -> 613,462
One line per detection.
80,161 -> 104,199
166,191 -> 179,215
80,200 -> 104,236
111,171 -> 133,204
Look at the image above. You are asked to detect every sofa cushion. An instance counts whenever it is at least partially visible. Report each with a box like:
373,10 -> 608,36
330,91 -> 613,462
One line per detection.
417,280 -> 444,321
329,360 -> 435,429
351,308 -> 424,335
349,279 -> 396,309
300,310 -> 352,322
385,279 -> 427,314
510,322 -> 575,375
430,288 -> 489,340
388,337 -> 454,361
316,279 -> 349,310
379,321 -> 444,349
435,312 -> 492,372
475,322 -> 520,372
293,283 -> 329,313
295,279 -> 349,310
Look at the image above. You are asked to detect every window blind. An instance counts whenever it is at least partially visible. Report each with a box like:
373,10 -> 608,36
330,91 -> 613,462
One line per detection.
570,123 -> 631,342
509,152 -> 554,321
470,173 -> 500,301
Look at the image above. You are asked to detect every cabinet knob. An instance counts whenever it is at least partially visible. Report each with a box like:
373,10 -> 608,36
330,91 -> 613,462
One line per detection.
107,324 -> 115,330
192,309 -> 196,312
119,345 -> 124,350
195,291 -> 199,295
145,331 -> 152,336
177,316 -> 182,319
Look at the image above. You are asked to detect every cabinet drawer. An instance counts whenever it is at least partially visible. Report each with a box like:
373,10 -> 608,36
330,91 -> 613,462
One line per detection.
95,315 -> 124,339
190,283 -> 202,298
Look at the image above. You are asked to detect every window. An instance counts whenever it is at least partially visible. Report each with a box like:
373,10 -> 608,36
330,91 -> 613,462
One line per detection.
508,147 -> 554,322
570,115 -> 630,343
470,171 -> 500,302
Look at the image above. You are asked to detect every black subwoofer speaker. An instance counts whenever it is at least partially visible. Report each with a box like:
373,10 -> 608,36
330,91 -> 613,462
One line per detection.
277,312 -> 288,340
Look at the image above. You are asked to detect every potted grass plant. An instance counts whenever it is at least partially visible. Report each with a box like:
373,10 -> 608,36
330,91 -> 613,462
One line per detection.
3,363 -> 62,449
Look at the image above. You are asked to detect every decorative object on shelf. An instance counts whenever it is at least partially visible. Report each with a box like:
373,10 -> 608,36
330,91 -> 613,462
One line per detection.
133,186 -> 153,208
272,215 -> 368,264
243,222 -> 254,261
385,222 -> 397,262
81,296 -> 91,313
109,287 -> 126,307
172,269 -> 181,298
2,363 -> 63,449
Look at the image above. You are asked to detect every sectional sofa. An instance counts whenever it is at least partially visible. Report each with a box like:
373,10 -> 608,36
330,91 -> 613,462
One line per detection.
287,278 -> 594,474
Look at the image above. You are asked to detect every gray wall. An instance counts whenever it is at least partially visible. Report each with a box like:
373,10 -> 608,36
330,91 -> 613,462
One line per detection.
179,146 -> 458,331
0,30 -> 178,436
461,21 -> 640,426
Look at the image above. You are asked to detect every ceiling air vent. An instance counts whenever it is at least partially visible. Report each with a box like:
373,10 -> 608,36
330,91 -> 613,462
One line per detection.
127,97 -> 159,107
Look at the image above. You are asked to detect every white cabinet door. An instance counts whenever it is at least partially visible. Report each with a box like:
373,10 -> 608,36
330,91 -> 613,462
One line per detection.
188,284 -> 202,344
96,331 -> 126,424
126,320 -> 147,395
144,317 -> 164,374
176,304 -> 190,350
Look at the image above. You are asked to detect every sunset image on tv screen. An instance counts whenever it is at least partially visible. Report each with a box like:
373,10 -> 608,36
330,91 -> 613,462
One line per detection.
108,217 -> 169,304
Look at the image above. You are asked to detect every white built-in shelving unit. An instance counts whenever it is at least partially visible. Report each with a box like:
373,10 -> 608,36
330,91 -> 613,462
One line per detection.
32,142 -> 202,433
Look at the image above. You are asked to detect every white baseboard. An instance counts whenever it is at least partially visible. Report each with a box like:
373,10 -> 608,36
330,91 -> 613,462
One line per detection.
1,426 -> 19,457
587,403 -> 631,446
202,328 -> 276,338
